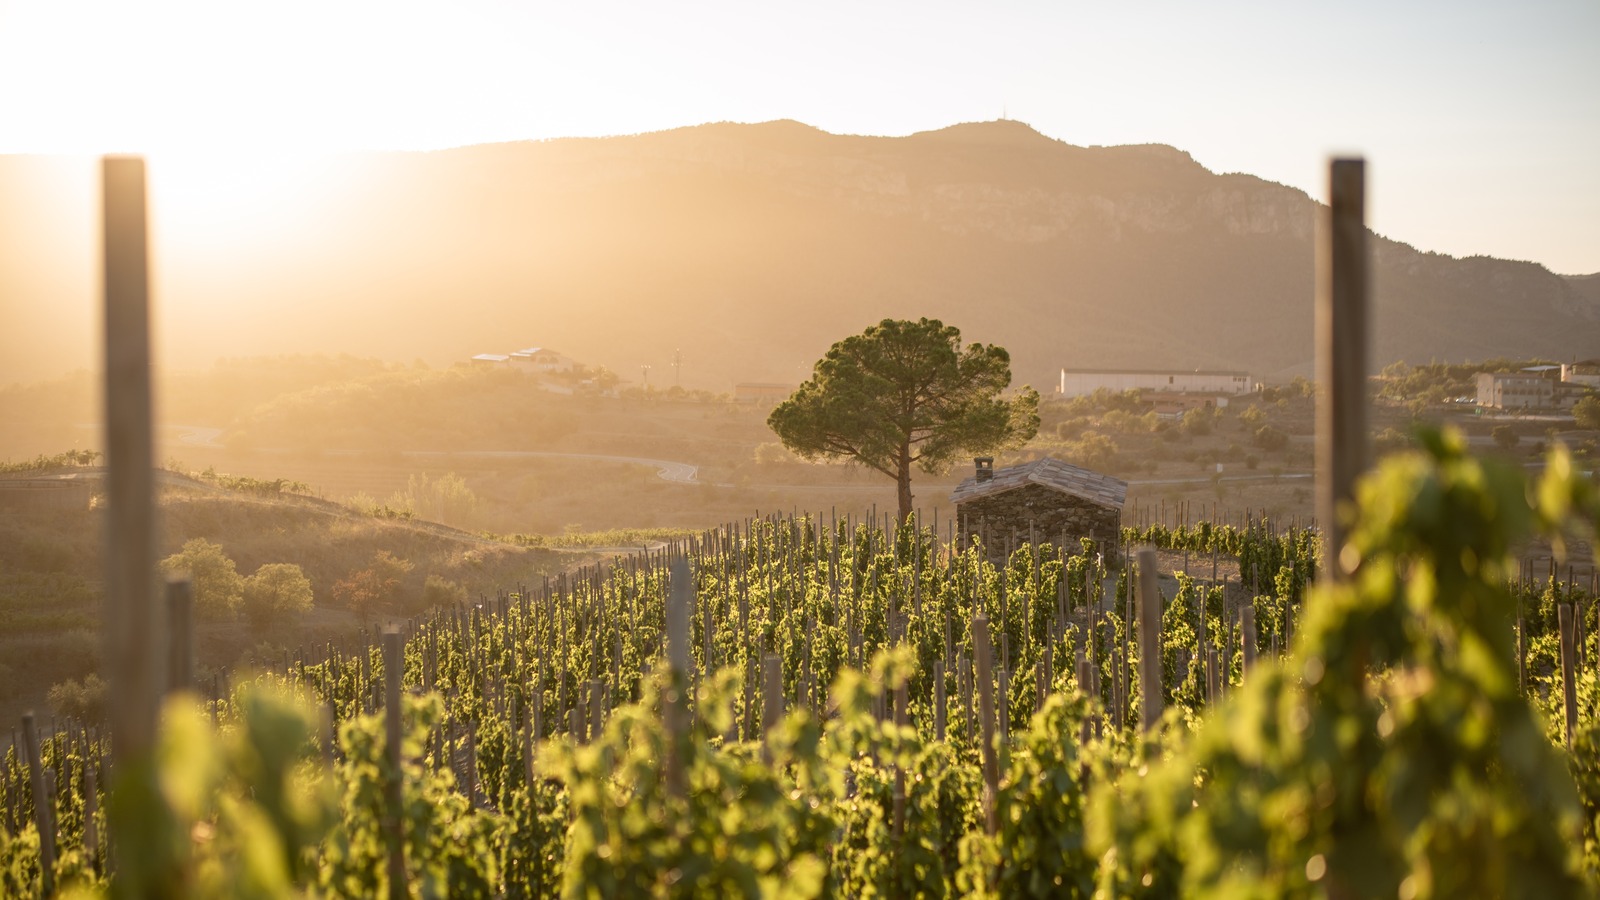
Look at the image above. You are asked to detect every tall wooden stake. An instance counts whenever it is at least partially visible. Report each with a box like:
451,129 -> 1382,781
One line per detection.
1316,158 -> 1369,582
167,578 -> 194,694
665,555 -> 692,798
973,615 -> 1000,835
103,155 -> 162,762
382,628 -> 406,899
1136,550 -> 1163,733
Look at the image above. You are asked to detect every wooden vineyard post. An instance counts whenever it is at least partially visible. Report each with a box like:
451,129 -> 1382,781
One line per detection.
1240,603 -> 1258,676
961,657 -> 974,744
762,654 -> 783,762
665,556 -> 692,798
973,615 -> 1000,835
522,699 -> 536,788
1316,157 -> 1369,584
22,713 -> 55,895
998,664 -> 1012,740
1076,648 -> 1097,742
1137,550 -> 1163,732
1039,642 -> 1052,712
934,659 -> 947,741
892,683 -> 907,844
382,628 -> 406,900
167,578 -> 194,694
84,746 -> 100,869
99,155 -> 173,889
1559,603 -> 1578,748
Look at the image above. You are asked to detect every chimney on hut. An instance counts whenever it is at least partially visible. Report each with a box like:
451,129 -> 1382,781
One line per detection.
974,457 -> 994,483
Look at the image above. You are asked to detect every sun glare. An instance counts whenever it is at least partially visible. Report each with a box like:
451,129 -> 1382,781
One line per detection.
145,150 -> 330,239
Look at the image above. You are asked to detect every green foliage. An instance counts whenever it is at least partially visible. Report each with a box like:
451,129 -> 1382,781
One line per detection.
160,538 -> 245,619
321,694 -> 502,897
1179,408 -> 1214,437
194,467 -> 312,497
965,694 -> 1101,898
551,668 -> 833,898
1574,395 -> 1600,430
1492,424 -> 1519,449
768,318 -> 1039,518
1093,430 -> 1599,898
0,450 -> 101,473
241,563 -> 315,629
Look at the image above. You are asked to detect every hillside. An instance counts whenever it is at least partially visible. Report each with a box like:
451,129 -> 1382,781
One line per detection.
0,470 -> 574,728
2,120 -> 1597,390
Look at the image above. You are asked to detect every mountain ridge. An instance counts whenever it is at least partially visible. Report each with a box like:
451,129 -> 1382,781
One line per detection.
1,119 -> 1595,389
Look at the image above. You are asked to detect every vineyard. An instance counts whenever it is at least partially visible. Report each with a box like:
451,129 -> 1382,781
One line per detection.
1,432 -> 1597,897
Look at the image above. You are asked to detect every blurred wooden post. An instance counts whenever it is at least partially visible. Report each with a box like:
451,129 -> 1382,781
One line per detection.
103,155 -> 162,764
762,654 -> 783,762
167,578 -> 194,694
933,659 -> 947,741
973,615 -> 999,835
382,628 -> 406,900
664,556 -> 691,798
1136,550 -> 1163,732
22,713 -> 55,895
1316,158 -> 1368,582
1559,603 -> 1578,748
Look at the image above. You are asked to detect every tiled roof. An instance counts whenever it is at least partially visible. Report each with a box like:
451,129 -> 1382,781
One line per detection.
950,457 -> 1127,510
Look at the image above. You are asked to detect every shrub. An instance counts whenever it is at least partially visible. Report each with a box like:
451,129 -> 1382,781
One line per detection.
1574,395 -> 1600,430
1180,408 -> 1213,437
333,551 -> 415,623
420,574 -> 468,613
47,673 -> 107,724
1252,424 -> 1289,452
160,538 -> 244,619
241,563 -> 315,629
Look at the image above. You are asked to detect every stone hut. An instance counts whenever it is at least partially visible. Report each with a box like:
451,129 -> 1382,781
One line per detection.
951,457 -> 1127,560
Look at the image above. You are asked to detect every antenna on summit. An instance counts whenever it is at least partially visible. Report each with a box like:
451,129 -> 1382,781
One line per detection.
1001,103 -> 1008,121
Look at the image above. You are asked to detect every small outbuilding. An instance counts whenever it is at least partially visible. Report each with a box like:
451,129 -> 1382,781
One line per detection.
951,457 -> 1127,560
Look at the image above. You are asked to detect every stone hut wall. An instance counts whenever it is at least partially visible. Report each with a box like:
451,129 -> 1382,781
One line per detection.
956,483 -> 1122,560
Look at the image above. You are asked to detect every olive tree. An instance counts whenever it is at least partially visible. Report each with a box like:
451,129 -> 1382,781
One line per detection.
768,318 -> 1039,520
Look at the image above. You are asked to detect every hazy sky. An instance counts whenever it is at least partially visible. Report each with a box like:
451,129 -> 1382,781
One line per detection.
2,0 -> 1597,274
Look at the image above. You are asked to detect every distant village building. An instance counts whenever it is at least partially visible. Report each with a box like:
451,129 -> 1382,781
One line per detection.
1059,368 -> 1253,397
1476,371 -> 1554,409
509,347 -> 574,375
471,353 -> 511,367
734,382 -> 798,405
951,457 -> 1127,560
1562,359 -> 1600,390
